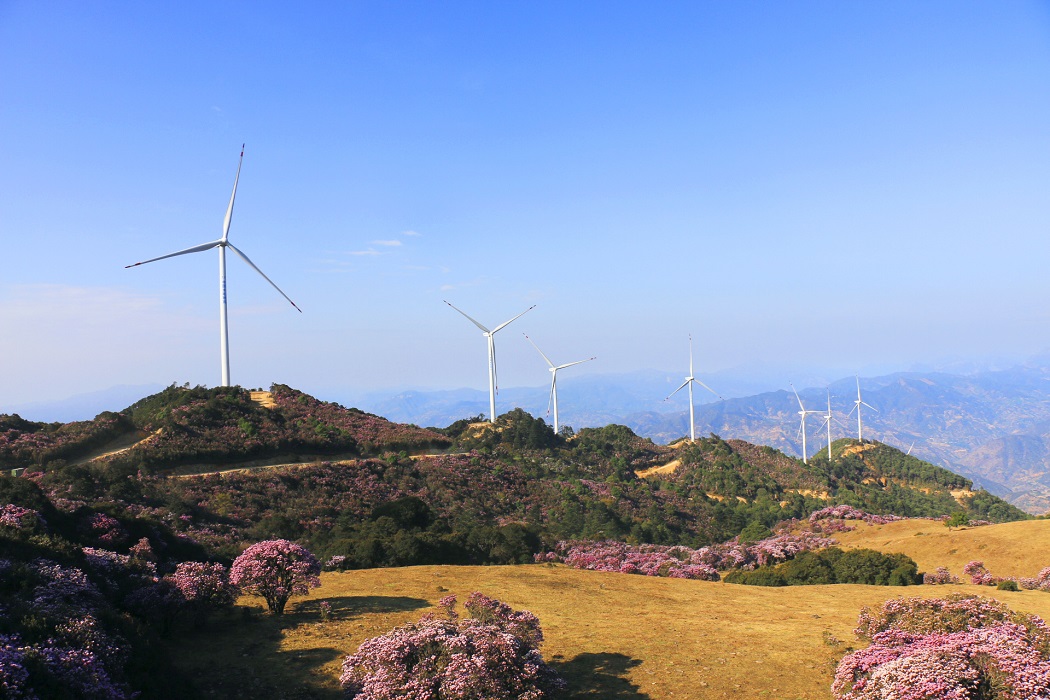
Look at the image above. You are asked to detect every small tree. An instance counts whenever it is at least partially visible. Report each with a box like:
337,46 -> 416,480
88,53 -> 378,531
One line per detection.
229,540 -> 321,615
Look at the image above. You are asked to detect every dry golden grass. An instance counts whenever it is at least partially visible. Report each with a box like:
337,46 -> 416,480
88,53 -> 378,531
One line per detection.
831,518 -> 1050,578
170,522 -> 1050,699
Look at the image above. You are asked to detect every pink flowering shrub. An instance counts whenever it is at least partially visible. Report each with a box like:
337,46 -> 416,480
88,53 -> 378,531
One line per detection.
230,539 -> 321,614
807,506 -> 904,534
169,561 -> 236,625
922,567 -> 959,585
540,532 -> 834,578
339,592 -> 564,699
81,512 -> 129,547
833,595 -> 1050,699
0,504 -> 45,532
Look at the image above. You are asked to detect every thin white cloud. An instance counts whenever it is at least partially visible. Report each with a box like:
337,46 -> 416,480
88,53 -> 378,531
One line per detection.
402,230 -> 422,237
371,240 -> 402,247
346,249 -> 381,256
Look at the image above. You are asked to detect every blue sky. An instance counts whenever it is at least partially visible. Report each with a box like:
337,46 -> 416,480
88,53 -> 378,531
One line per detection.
2,1 -> 1050,409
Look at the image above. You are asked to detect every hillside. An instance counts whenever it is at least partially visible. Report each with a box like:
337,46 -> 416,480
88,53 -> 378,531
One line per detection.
2,387 -> 1026,565
349,361 -> 1050,514
0,383 -> 451,473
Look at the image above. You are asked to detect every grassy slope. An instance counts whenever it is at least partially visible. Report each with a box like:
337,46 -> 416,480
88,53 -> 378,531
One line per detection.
831,517 -> 1050,578
171,520 -> 1050,699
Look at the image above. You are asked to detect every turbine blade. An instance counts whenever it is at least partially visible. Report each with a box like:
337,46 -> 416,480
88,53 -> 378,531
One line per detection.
555,357 -> 596,371
125,239 -> 223,267
665,379 -> 690,400
492,338 -> 499,395
694,378 -> 722,400
791,384 -> 805,411
444,301 -> 490,333
491,304 -> 536,334
523,333 -> 555,367
226,243 -> 302,312
862,402 -> 878,412
547,375 -> 555,417
846,404 -> 858,417
222,145 -> 244,242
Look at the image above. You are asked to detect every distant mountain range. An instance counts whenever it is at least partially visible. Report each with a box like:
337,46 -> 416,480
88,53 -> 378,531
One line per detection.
349,362 -> 1050,514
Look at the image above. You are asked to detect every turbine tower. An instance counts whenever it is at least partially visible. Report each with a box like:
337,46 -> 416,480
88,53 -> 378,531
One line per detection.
126,146 -> 301,387
665,335 -> 722,443
445,301 -> 535,423
815,388 -> 843,462
523,333 -> 595,435
792,384 -> 823,464
846,376 -> 878,441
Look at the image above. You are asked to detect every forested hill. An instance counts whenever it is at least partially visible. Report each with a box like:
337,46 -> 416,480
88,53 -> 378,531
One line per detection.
0,383 -> 451,472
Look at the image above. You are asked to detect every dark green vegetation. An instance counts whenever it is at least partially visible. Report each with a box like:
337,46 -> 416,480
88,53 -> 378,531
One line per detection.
723,547 -> 922,587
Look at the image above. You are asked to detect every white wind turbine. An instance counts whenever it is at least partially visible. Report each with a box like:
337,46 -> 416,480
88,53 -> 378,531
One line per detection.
791,384 -> 823,464
665,335 -> 722,443
846,376 -> 878,441
445,301 -> 535,423
814,388 -> 845,462
523,334 -> 595,435
126,146 -> 301,387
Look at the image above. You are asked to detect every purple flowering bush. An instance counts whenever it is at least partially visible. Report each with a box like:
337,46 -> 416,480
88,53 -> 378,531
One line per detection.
169,561 -> 236,625
922,567 -> 960,585
339,592 -> 565,700
540,531 -> 835,578
833,594 -> 1050,699
230,539 -> 321,614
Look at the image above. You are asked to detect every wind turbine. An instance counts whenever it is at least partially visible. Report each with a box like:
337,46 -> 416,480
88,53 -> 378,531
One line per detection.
814,388 -> 845,462
846,376 -> 878,441
791,384 -> 823,464
444,301 -> 535,423
126,146 -> 301,387
665,335 -> 722,443
523,334 -> 595,435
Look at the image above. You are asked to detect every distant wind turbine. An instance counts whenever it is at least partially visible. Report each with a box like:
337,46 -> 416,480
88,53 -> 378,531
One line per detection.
665,335 -> 722,443
444,301 -> 535,423
792,384 -> 823,464
523,334 -> 595,435
814,388 -> 846,462
126,146 -> 301,387
846,376 -> 878,441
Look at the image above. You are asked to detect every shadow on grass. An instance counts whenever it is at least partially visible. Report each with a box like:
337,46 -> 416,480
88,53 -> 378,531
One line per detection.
292,595 -> 429,619
168,595 -> 428,699
552,652 -> 651,698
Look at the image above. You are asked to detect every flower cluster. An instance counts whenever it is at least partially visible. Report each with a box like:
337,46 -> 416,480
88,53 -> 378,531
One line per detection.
539,532 -> 835,579
834,595 -> 1050,699
169,561 -> 236,624
0,504 -> 44,531
82,512 -> 129,547
807,506 -> 904,533
922,567 -> 960,585
1,559 -> 134,699
340,593 -> 564,700
230,539 -> 321,615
